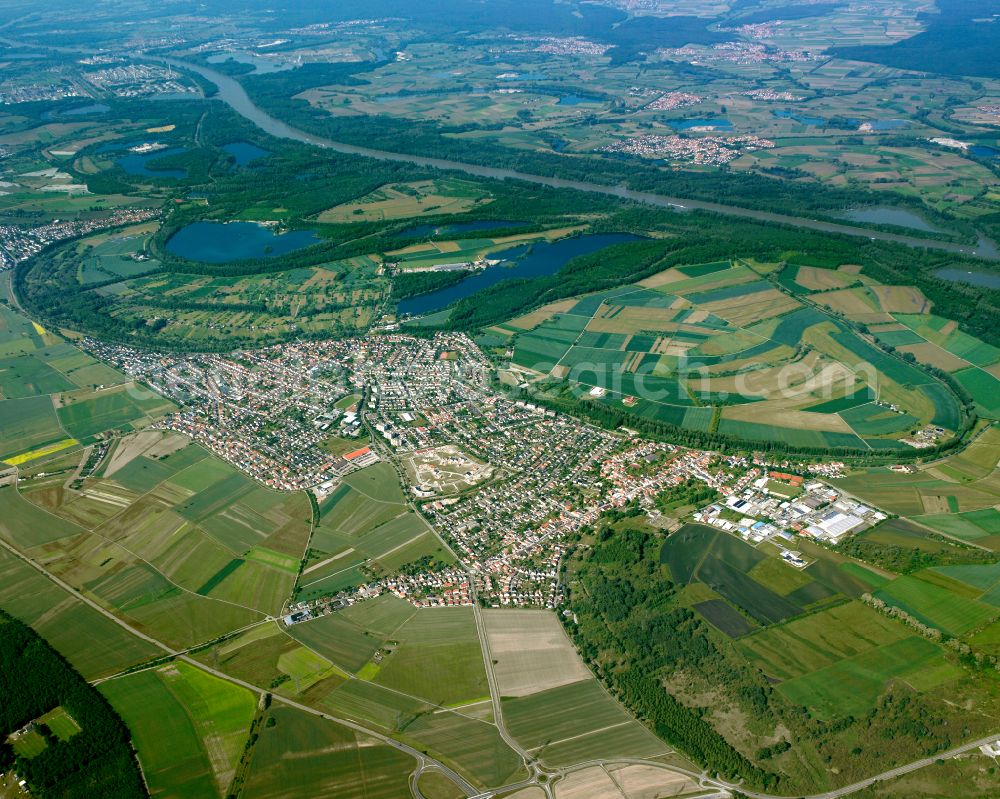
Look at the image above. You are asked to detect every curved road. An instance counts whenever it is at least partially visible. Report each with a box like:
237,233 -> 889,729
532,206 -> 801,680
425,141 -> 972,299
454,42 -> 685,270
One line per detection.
159,56 -> 1000,261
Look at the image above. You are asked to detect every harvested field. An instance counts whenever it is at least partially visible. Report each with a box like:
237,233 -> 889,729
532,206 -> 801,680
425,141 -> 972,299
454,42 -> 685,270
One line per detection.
871,285 -> 930,314
508,300 -> 578,330
813,288 -> 881,317
795,266 -> 855,292
553,767 -> 622,799
896,342 -> 970,372
483,609 -> 591,697
606,764 -> 700,798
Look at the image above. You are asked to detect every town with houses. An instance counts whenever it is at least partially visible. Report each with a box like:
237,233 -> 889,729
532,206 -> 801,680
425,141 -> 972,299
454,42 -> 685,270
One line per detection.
0,208 -> 160,272
602,132 -> 776,164
89,331 -> 897,631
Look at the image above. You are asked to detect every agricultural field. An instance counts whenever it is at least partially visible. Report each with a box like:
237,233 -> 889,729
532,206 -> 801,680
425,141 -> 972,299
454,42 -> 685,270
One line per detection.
802,282 -> 1000,422
4,6 -> 1000,797
317,178 -> 491,223
242,706 -> 415,799
0,428 -> 313,649
300,462 -> 453,599
660,523 -> 884,632
101,660 -> 258,799
506,259 -> 967,450
193,595 -> 527,790
485,610 -> 670,768
738,601 -> 962,718
0,305 -> 168,465
835,426 -> 1000,527
0,544 -> 162,680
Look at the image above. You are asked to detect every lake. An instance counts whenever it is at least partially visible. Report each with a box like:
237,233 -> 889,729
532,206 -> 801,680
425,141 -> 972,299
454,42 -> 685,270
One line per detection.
396,220 -> 527,238
838,206 -> 941,234
223,141 -> 269,166
118,147 -> 188,179
936,268 -> 1000,289
670,118 -> 733,131
971,145 -> 1000,159
166,221 -> 321,263
42,102 -> 110,120
397,233 -> 638,316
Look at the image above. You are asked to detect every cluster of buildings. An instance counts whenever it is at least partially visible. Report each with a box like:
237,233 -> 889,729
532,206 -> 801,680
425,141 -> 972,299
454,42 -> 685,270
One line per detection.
82,64 -> 196,97
661,41 -> 817,66
0,208 -> 159,272
81,338 -> 377,492
87,330 -> 889,612
602,133 -> 775,165
0,81 -> 88,105
900,425 -> 947,449
284,566 -> 473,625
742,88 -> 802,102
644,91 -> 702,111
696,475 -> 885,546
517,36 -> 611,56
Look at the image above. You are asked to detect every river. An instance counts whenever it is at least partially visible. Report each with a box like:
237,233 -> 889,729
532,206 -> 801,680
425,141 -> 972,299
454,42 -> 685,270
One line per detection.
87,57 -> 989,263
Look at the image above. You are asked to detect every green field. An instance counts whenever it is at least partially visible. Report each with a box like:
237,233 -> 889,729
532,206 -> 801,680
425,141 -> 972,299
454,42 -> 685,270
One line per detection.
0,547 -> 161,680
243,706 -> 415,799
101,661 -> 257,798
502,678 -> 665,767
0,395 -> 66,460
875,574 -> 999,636
777,636 -> 962,719
56,384 -> 174,441
372,608 -> 488,706
661,524 -> 840,627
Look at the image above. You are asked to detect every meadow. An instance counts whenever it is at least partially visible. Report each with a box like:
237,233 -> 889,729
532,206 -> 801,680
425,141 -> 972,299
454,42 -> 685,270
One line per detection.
738,601 -> 962,718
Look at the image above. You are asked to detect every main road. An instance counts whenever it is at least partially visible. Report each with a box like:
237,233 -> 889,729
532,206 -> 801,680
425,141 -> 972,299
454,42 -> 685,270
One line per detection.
159,56 -> 1000,262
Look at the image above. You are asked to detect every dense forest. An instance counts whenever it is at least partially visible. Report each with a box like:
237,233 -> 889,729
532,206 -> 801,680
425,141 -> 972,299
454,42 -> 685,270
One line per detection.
0,611 -> 146,798
831,0 -> 1000,80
